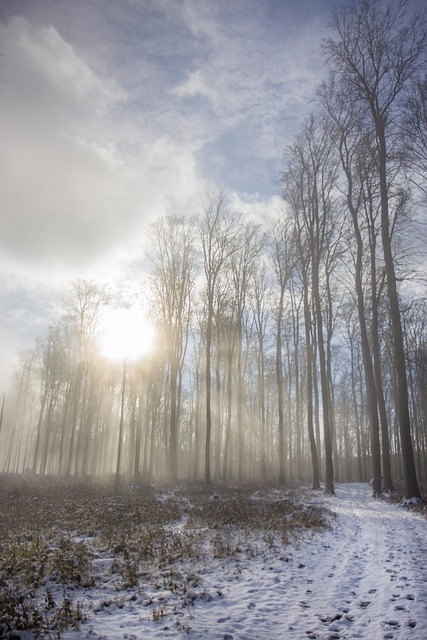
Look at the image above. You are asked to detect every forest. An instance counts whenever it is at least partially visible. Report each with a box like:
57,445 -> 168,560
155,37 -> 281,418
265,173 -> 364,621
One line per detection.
1,0 -> 427,500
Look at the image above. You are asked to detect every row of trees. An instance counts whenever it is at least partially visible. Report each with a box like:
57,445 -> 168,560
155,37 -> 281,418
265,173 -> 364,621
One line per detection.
1,0 -> 426,497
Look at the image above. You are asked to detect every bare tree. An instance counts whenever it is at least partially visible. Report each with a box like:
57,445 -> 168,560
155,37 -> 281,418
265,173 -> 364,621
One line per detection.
1,350 -> 37,473
404,75 -> 427,199
198,192 -> 242,484
269,217 -> 295,484
321,86 -> 384,495
64,280 -> 109,476
251,261 -> 271,481
283,115 -> 338,493
230,220 -> 262,480
323,0 -> 426,498
148,216 -> 196,480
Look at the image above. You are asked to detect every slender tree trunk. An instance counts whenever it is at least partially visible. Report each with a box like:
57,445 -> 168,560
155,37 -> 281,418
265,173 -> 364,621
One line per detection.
32,388 -> 48,474
371,289 -> 394,491
222,342 -> 233,481
303,282 -> 320,489
205,300 -> 213,483
312,261 -> 334,494
257,336 -> 267,481
116,361 -> 127,479
65,366 -> 83,476
345,172 -> 382,496
134,386 -> 143,477
0,393 -> 5,436
376,123 -> 421,499
237,317 -> 245,481
169,360 -> 178,480
276,290 -> 286,484
40,392 -> 56,475
214,333 -> 222,480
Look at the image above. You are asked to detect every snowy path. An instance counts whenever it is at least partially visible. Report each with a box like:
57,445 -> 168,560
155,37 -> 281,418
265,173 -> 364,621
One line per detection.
188,482 -> 427,640
275,483 -> 427,639
66,482 -> 427,640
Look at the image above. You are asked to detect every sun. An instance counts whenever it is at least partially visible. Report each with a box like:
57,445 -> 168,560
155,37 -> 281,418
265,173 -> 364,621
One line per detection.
97,306 -> 155,362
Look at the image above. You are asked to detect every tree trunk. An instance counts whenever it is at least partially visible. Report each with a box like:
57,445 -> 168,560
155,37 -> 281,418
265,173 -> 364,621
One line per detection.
276,290 -> 286,484
376,122 -> 421,499
205,301 -> 213,484
301,269 -> 320,489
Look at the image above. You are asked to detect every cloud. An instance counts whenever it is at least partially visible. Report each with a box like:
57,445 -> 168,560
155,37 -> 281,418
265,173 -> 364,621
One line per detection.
0,15 -> 203,282
0,16 -> 120,125
229,192 -> 284,227
0,1 -> 336,390
2,122 -> 139,265
174,69 -> 217,104
169,0 -> 331,193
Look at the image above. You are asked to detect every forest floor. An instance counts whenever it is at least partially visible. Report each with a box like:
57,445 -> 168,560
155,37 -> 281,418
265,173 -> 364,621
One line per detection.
0,477 -> 426,639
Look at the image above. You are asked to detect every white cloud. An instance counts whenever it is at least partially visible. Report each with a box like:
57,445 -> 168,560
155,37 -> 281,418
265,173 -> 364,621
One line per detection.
0,1 -> 336,390
169,1 -> 331,194
174,69 -> 217,104
229,192 -> 284,227
0,16 -> 121,125
1,121 -> 143,267
0,15 -> 203,281
181,0 -> 221,42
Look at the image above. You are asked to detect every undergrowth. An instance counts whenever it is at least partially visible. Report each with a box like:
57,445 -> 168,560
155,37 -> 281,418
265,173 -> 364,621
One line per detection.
0,475 -> 329,638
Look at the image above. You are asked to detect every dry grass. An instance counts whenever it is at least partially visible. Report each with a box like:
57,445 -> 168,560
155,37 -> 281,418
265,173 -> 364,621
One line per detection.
0,475 -> 330,638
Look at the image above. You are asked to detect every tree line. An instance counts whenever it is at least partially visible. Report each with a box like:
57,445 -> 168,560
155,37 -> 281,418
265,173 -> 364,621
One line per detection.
1,0 -> 426,497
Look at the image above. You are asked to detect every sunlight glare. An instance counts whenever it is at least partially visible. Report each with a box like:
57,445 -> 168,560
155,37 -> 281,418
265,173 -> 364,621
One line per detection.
98,306 -> 155,362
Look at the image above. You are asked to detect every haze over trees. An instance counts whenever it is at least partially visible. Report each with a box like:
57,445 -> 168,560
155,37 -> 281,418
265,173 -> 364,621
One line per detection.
1,0 -> 426,499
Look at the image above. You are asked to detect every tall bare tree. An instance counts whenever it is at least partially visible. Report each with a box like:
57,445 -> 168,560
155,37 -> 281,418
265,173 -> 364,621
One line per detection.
148,216 -> 196,480
64,280 -> 109,476
230,220 -> 262,480
198,192 -> 241,484
323,0 -> 426,498
269,217 -> 295,484
283,114 -> 338,493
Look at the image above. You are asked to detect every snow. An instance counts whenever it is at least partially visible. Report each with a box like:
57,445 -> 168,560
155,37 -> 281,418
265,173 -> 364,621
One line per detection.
58,482 -> 427,640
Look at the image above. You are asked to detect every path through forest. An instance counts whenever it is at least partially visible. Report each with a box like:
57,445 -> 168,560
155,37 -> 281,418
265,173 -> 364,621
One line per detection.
275,483 -> 427,639
65,483 -> 427,640
184,483 -> 427,640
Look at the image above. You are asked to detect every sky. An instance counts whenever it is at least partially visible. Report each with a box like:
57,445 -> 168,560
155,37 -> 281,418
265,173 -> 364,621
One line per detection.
0,0 -> 340,392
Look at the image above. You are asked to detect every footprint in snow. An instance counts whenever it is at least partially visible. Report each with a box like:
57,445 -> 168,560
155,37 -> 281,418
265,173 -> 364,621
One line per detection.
385,620 -> 401,627
319,614 -> 342,624
329,620 -> 341,629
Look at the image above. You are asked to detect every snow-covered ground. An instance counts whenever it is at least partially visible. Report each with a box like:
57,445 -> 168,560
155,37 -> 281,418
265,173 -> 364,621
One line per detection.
61,482 -> 427,640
